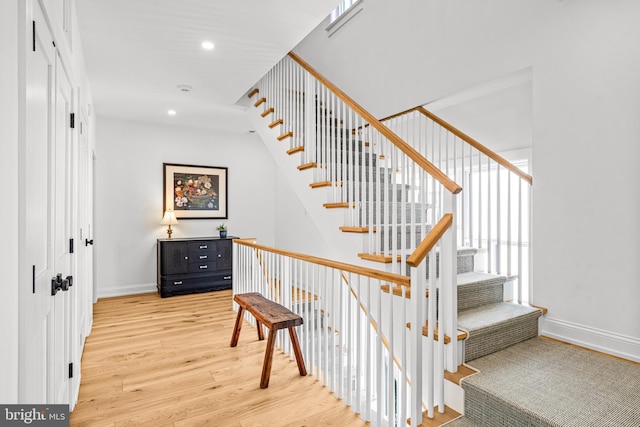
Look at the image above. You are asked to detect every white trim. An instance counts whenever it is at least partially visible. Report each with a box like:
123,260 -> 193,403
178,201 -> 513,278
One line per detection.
541,317 -> 640,363
325,0 -> 364,37
97,282 -> 157,299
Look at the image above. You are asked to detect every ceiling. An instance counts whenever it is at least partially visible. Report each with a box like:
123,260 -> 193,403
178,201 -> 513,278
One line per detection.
76,0 -> 337,132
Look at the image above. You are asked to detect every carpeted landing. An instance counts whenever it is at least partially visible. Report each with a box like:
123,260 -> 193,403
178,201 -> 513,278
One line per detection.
446,337 -> 640,427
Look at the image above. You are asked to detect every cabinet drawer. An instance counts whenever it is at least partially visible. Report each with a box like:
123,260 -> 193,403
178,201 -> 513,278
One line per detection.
159,273 -> 232,287
188,261 -> 216,273
188,240 -> 216,253
192,253 -> 214,261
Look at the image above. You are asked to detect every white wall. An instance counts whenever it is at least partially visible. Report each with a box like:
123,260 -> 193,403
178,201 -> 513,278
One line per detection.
294,0 -> 535,118
530,0 -> 640,357
433,80 -> 533,155
95,117 -> 276,297
293,0 -> 640,358
274,169 -> 334,258
0,0 -> 20,404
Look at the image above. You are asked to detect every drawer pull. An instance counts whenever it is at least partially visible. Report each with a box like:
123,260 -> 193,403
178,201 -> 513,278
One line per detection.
199,255 -> 208,259
199,265 -> 208,269
174,281 -> 183,285
224,276 -> 231,280
199,245 -> 208,249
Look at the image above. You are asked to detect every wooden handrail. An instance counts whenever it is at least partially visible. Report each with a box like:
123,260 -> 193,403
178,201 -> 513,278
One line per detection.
406,214 -> 453,268
378,106 -> 533,185
288,51 -> 462,195
378,106 -> 421,123
416,107 -> 533,185
234,238 -> 410,286
239,242 -> 416,396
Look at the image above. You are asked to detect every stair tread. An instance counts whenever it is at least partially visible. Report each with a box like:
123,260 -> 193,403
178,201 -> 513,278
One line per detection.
381,271 -> 503,300
359,246 -> 478,259
385,271 -> 503,290
458,302 -> 542,333
457,271 -> 506,287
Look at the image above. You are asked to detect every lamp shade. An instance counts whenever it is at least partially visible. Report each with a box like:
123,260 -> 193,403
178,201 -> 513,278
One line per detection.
160,210 -> 178,225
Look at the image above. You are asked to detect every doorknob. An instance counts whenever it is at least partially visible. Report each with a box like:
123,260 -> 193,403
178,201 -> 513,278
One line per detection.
85,239 -> 94,246
51,274 -> 73,295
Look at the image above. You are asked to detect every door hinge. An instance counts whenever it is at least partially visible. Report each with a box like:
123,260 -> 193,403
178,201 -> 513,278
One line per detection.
52,40 -> 56,47
70,113 -> 75,129
69,238 -> 74,254
32,21 -> 36,52
68,363 -> 73,379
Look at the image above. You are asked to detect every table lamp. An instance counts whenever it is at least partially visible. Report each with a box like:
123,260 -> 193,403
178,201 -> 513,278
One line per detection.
160,210 -> 178,239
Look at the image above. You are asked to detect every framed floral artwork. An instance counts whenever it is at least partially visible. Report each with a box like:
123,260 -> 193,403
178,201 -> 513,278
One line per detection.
163,163 -> 228,219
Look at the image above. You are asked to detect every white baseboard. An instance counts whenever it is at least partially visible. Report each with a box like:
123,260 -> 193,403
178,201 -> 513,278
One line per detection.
541,317 -> 640,363
97,282 -> 157,299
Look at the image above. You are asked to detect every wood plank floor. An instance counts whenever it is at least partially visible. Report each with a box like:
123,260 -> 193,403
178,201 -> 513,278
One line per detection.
71,290 -> 368,427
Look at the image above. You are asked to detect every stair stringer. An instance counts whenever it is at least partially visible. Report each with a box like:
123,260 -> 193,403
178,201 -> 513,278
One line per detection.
247,103 -> 368,268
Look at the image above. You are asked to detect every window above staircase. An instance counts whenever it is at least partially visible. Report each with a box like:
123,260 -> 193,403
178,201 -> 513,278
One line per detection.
326,0 -> 364,36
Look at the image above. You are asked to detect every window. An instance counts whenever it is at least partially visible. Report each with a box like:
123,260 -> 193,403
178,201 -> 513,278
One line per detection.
326,0 -> 364,36
330,0 -> 358,23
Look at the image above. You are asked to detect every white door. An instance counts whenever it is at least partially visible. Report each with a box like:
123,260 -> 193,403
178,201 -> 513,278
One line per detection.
77,108 -> 93,332
52,46 -> 75,405
20,3 -> 73,404
70,107 -> 93,408
21,3 -> 56,403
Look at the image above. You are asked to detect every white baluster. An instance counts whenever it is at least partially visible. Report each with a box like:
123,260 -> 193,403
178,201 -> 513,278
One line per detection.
518,178 -> 523,304
410,261 -> 424,425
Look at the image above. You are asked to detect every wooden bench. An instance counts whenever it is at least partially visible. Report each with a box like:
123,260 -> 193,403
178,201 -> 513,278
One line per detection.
230,292 -> 307,388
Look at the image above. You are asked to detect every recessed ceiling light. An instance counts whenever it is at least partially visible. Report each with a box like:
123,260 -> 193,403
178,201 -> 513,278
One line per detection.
201,41 -> 214,50
167,110 -> 177,116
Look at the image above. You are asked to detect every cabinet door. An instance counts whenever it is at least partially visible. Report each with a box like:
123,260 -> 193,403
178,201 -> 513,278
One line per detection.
216,239 -> 233,271
160,241 -> 189,275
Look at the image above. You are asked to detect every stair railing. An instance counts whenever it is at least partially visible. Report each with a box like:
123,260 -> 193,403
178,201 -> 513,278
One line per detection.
248,52 -> 463,425
234,237 -> 458,425
254,53 -> 461,277
383,107 -> 533,304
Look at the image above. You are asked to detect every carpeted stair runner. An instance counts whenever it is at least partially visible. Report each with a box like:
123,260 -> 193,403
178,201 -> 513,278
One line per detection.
458,302 -> 542,362
444,417 -> 482,426
453,271 -> 543,363
449,337 -> 640,427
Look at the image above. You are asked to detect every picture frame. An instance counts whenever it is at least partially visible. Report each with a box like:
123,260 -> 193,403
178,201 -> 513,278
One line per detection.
163,163 -> 228,219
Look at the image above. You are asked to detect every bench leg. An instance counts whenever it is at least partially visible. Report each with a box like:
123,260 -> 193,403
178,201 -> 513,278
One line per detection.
260,329 -> 276,389
230,307 -> 244,347
256,320 -> 264,341
288,327 -> 307,377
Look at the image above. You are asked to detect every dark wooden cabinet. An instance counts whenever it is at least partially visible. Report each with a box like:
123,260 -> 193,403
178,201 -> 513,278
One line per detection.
157,237 -> 235,297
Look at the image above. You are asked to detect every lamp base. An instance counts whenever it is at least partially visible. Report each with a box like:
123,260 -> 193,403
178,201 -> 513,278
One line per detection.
167,224 -> 173,239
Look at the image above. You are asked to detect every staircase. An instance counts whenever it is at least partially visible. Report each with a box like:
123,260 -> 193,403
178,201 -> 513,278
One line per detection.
242,52 -> 543,426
